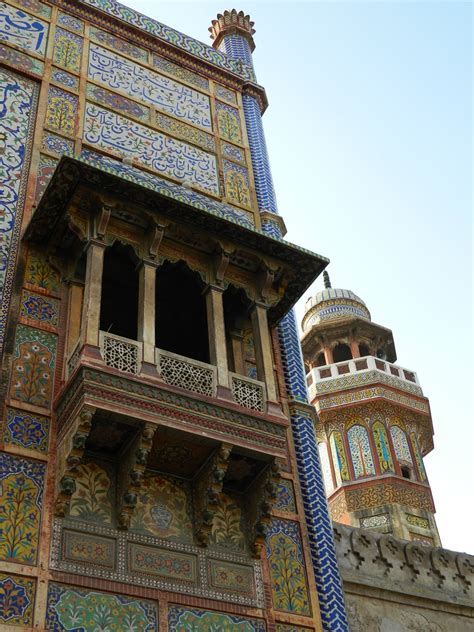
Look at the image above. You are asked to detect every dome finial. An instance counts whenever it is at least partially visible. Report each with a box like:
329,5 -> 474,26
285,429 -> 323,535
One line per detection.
323,270 -> 331,289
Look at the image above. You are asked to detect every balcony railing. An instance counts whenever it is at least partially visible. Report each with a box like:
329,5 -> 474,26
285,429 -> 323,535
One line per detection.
156,348 -> 216,397
99,331 -> 142,375
93,332 -> 269,412
306,355 -> 423,401
230,372 -> 265,412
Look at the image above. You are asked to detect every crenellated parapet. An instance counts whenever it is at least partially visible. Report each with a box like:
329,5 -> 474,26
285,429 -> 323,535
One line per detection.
334,523 -> 474,630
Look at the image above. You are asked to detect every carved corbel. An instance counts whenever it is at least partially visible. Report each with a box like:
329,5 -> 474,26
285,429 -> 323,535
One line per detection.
193,443 -> 232,546
213,242 -> 234,286
246,460 -> 281,558
116,422 -> 157,529
54,406 -> 95,517
149,222 -> 166,259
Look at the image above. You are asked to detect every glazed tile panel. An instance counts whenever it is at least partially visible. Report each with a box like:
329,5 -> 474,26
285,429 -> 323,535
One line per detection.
0,67 -> 38,354
0,2 -> 48,55
83,103 -> 219,195
0,453 -> 45,564
168,606 -> 265,631
88,44 -> 212,130
0,572 -> 36,625
45,583 -> 158,631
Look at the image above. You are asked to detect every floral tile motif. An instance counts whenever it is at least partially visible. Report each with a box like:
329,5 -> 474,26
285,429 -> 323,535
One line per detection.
53,27 -> 83,73
86,83 -> 150,122
266,519 -> 311,616
373,421 -> 394,473
41,131 -> 75,156
0,43 -> 44,76
69,462 -> 114,525
20,289 -> 59,327
347,424 -> 376,479
208,559 -> 255,596
89,26 -> 148,63
57,11 -> 83,33
15,0 -> 50,18
51,68 -> 79,91
35,154 -> 58,202
222,141 -> 245,164
83,103 -> 219,196
0,572 -> 35,625
216,100 -> 242,144
62,530 -> 116,568
155,111 -> 215,152
24,248 -> 60,295
0,453 -> 45,564
45,86 -> 78,136
275,480 -> 297,513
0,2 -> 48,55
88,44 -> 212,130
3,406 -> 50,453
0,67 -> 38,355
223,160 -> 252,209
390,425 -> 413,464
129,543 -> 197,582
209,492 -> 246,552
45,583 -> 158,631
168,606 -> 265,632
215,83 -> 237,105
10,324 -> 57,408
152,54 -> 209,91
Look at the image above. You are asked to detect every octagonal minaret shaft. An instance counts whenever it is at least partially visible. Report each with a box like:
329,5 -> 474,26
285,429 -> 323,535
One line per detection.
301,273 -> 441,546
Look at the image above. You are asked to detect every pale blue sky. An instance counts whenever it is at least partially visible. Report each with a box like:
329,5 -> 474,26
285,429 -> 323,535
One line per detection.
125,0 -> 472,553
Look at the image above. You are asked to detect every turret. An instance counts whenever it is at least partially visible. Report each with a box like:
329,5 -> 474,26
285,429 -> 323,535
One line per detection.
301,273 -> 441,546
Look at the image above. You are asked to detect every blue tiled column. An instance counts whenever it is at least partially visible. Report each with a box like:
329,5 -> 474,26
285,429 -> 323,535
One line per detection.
215,24 -> 349,631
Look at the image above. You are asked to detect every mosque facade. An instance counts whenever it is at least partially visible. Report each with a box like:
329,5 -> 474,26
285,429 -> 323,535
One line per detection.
0,2 -> 472,631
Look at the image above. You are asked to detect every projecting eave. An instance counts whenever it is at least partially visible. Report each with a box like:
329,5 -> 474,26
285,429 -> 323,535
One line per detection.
24,155 -> 329,326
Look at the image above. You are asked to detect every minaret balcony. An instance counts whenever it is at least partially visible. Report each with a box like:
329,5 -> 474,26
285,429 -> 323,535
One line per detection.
307,355 -> 424,402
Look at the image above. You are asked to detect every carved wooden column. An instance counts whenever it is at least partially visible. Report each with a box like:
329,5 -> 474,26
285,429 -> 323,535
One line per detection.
324,345 -> 334,365
230,329 -> 245,374
205,284 -> 231,397
251,302 -> 278,404
138,260 -> 158,374
349,339 -> 360,359
81,240 -> 105,356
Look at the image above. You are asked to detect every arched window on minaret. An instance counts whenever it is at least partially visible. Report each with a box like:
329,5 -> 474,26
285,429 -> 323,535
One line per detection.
347,423 -> 376,479
329,432 -> 350,485
390,425 -> 416,480
372,421 -> 395,473
318,442 -> 335,495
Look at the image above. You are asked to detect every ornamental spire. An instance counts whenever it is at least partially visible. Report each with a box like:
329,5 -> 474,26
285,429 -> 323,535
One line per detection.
323,270 -> 331,289
209,9 -> 256,51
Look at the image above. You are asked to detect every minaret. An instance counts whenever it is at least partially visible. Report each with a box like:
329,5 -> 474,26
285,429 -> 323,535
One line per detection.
210,12 -> 349,630
301,273 -> 441,546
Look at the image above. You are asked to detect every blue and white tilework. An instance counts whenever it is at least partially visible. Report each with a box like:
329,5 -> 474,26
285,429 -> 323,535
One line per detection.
88,44 -> 212,130
242,94 -> 278,214
83,103 -> 219,196
217,33 -> 254,69
80,0 -> 256,81
219,29 -> 349,631
0,67 -> 38,355
57,11 -> 84,33
51,68 -> 79,91
0,1 -> 48,55
79,150 -> 254,229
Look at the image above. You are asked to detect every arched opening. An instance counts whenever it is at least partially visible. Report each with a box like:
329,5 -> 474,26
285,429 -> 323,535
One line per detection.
223,285 -> 252,375
155,260 -> 209,363
316,352 -> 326,367
359,343 -> 370,357
333,343 -> 352,363
100,242 -> 139,340
401,465 -> 411,480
